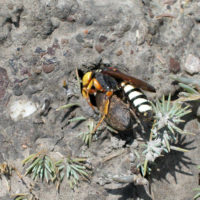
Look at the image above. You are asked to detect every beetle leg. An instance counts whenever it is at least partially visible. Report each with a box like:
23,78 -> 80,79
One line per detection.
91,91 -> 113,134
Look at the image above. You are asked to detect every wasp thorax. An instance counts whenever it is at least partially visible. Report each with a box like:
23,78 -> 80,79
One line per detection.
95,73 -> 118,91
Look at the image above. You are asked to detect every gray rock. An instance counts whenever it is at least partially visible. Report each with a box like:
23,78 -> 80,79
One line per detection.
53,0 -> 79,20
85,18 -> 93,26
24,84 -> 44,96
0,68 -> 9,100
0,23 -> 12,43
99,35 -> 107,43
13,84 -> 23,96
76,34 -> 84,43
184,54 -> 200,74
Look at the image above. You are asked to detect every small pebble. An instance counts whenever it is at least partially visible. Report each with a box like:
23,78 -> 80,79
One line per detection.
99,35 -> 107,43
35,47 -> 45,54
9,99 -> 38,121
25,85 -> 43,96
61,38 -> 69,45
33,67 -> 42,74
7,3 -> 13,9
169,57 -> 180,73
85,18 -> 93,26
76,34 -> 84,43
83,29 -> 89,35
13,84 -> 23,96
184,54 -> 200,74
66,16 -> 76,22
129,153 -> 136,162
51,17 -> 60,28
132,140 -> 138,148
52,40 -> 60,49
42,64 -> 55,73
116,50 -> 123,56
47,47 -> 55,55
95,45 -> 104,53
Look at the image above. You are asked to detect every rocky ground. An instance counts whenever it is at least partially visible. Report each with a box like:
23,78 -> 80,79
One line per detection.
0,0 -> 200,199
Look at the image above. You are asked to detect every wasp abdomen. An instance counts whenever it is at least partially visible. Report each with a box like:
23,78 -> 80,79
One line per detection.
121,82 -> 152,115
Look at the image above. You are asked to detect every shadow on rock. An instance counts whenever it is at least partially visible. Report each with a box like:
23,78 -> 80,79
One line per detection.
150,134 -> 196,183
105,183 -> 152,200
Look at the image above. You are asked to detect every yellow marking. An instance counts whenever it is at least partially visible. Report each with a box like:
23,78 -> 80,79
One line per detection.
82,71 -> 93,86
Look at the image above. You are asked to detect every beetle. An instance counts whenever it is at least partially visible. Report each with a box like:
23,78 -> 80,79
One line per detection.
95,92 -> 134,132
81,67 -> 156,133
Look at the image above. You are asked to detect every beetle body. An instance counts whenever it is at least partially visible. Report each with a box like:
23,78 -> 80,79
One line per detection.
95,92 -> 133,131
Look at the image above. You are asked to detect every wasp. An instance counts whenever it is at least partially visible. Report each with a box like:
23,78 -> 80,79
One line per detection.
81,67 -> 156,132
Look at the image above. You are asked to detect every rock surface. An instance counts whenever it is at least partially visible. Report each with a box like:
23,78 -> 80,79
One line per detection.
0,0 -> 200,200
184,54 -> 200,74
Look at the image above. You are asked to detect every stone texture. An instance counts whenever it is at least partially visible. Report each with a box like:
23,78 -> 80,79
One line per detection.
42,64 -> 55,73
95,44 -> 104,53
0,0 -> 200,200
0,68 -> 9,101
184,54 -> 200,74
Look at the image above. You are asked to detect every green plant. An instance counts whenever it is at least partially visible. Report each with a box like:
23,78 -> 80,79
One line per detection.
56,103 -> 80,111
78,120 -> 94,146
193,188 -> 200,200
22,151 -> 90,190
12,193 -> 38,200
22,151 -> 59,184
68,116 -> 86,123
142,95 -> 192,176
56,157 -> 90,189
171,76 -> 200,102
12,193 -> 29,200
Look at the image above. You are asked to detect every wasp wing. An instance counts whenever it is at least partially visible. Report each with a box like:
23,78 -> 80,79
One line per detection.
102,67 -> 156,92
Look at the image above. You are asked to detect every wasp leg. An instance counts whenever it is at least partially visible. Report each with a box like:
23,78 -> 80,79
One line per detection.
82,78 -> 97,109
91,91 -> 113,134
82,77 -> 104,110
82,87 -> 96,109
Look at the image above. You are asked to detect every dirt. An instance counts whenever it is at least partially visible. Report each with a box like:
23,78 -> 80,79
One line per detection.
0,0 -> 200,200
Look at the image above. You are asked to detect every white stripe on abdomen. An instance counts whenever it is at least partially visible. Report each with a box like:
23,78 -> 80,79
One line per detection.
121,82 -> 152,114
123,84 -> 135,93
133,98 -> 148,106
138,104 -> 152,112
128,91 -> 143,100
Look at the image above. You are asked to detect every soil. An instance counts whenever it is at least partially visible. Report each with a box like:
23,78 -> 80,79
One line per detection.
0,0 -> 200,200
